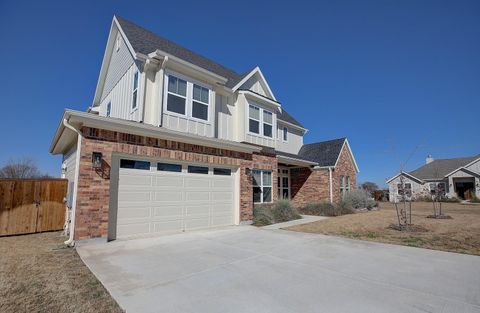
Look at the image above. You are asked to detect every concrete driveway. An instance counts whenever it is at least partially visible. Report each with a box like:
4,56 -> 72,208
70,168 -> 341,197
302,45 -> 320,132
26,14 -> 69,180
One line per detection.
77,226 -> 480,313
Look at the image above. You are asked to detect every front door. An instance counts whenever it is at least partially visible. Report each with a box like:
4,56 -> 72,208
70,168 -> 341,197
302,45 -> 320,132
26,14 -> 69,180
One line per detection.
278,167 -> 290,200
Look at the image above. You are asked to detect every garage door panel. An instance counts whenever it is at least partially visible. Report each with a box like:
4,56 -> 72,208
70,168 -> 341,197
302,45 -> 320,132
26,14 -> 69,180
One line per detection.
153,220 -> 183,233
117,207 -> 151,219
211,215 -> 232,226
153,176 -> 184,187
119,174 -> 152,186
153,205 -> 183,219
185,205 -> 210,217
117,222 -> 151,237
185,178 -> 211,188
118,191 -> 151,202
212,179 -> 233,188
154,191 -> 183,201
186,191 -> 210,201
184,218 -> 210,230
211,191 -> 233,201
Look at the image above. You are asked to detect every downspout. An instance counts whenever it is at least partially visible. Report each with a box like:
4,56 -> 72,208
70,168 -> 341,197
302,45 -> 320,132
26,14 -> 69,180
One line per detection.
158,56 -> 168,127
63,118 -> 82,247
329,167 -> 333,203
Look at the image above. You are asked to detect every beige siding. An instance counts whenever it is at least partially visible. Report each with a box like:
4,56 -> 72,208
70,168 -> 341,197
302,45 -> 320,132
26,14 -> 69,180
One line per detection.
215,93 -> 234,141
241,75 -> 267,96
276,121 -> 303,154
99,63 -> 141,122
101,32 -> 135,102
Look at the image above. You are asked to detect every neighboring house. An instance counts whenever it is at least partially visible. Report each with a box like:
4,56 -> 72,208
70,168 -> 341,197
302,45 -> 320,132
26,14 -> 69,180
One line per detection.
50,16 -> 359,242
387,154 -> 480,202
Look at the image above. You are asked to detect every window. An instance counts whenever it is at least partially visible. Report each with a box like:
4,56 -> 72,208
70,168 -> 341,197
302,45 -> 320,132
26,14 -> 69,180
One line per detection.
165,74 -> 210,121
248,104 -> 274,138
397,183 -> 412,197
120,159 -> 150,170
278,168 -> 290,200
157,163 -> 182,172
339,175 -> 345,195
263,111 -> 273,137
132,71 -> 139,110
188,165 -> 208,174
167,75 -> 187,115
283,127 -> 288,141
253,170 -> 272,203
192,84 -> 209,120
248,105 -> 260,134
106,102 -> 111,117
214,168 -> 231,176
345,176 -> 350,193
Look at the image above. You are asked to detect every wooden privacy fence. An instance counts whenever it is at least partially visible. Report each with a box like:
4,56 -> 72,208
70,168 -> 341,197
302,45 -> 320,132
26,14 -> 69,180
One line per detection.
0,179 -> 68,236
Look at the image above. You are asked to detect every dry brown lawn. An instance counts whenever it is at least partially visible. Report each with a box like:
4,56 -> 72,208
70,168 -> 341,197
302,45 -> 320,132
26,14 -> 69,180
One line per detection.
0,232 -> 123,313
288,202 -> 480,255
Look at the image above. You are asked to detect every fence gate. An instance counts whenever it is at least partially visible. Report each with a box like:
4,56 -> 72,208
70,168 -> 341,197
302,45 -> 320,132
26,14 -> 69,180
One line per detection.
0,179 -> 68,236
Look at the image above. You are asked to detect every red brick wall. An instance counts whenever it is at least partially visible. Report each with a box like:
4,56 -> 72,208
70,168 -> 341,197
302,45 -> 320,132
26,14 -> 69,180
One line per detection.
74,127 -> 276,240
290,168 -> 330,208
332,146 -> 357,202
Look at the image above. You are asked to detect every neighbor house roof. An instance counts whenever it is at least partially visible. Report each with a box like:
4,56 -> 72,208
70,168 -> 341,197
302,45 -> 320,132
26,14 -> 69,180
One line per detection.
298,138 -> 347,167
116,16 -> 247,88
408,155 -> 480,180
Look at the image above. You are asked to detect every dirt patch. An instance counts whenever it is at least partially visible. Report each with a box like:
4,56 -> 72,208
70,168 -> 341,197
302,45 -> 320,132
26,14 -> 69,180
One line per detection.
0,232 -> 123,313
287,202 -> 480,255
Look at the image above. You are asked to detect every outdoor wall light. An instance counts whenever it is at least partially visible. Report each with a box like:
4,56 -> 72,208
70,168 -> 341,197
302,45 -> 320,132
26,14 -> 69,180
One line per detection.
245,168 -> 252,176
92,152 -> 103,169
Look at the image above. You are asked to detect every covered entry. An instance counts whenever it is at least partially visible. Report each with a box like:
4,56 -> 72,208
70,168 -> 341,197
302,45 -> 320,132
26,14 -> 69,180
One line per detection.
114,158 -> 237,239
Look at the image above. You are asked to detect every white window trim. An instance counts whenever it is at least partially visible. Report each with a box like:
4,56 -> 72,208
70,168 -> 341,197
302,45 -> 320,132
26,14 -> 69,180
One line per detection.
247,103 -> 275,139
253,169 -> 273,203
278,167 -> 290,200
131,71 -> 139,112
282,126 -> 288,142
163,71 -> 212,123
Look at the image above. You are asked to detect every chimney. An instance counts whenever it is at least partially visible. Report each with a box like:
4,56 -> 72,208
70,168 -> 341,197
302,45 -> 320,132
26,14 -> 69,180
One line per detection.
426,155 -> 434,164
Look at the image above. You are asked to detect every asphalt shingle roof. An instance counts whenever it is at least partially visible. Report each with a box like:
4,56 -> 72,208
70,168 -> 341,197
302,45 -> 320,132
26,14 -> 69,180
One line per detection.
409,156 -> 479,180
116,16 -> 305,128
297,138 -> 346,167
116,16 -> 246,88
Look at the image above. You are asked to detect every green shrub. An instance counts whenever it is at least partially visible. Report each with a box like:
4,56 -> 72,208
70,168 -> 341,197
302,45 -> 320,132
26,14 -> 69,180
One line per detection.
253,204 -> 274,226
342,190 -> 377,210
470,196 -> 480,203
272,199 -> 301,222
335,200 -> 356,215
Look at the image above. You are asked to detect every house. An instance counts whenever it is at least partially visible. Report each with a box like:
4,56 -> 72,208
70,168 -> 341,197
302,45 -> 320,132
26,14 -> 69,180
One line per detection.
50,16 -> 359,243
387,154 -> 480,202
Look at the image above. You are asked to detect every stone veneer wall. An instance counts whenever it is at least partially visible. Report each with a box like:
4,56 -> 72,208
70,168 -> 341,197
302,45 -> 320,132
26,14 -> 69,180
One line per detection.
74,127 -> 277,240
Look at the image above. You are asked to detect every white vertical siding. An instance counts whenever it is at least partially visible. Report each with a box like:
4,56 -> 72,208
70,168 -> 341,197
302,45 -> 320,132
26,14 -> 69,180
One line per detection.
99,63 -> 141,122
101,32 -> 135,101
215,93 -> 234,141
241,75 -> 267,96
62,144 -> 77,207
276,122 -> 304,154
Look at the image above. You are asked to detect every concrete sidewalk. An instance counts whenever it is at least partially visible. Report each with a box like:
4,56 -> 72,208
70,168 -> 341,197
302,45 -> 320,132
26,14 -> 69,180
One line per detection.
77,226 -> 480,313
261,215 -> 328,229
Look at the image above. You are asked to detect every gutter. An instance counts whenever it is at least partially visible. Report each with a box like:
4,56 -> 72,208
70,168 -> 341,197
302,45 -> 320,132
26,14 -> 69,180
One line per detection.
62,118 -> 82,247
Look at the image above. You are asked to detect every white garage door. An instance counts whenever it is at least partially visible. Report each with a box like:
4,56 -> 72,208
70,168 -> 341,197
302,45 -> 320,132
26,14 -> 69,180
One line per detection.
116,159 -> 236,238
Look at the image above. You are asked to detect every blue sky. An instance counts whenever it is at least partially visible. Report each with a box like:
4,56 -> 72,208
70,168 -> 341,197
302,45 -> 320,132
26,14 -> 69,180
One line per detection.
0,0 -> 479,187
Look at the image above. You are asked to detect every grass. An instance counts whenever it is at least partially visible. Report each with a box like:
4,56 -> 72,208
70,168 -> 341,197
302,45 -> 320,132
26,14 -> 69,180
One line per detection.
0,232 -> 123,313
287,201 -> 480,255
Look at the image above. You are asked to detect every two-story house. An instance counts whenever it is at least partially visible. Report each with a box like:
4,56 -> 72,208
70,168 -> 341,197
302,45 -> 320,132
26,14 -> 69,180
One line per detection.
50,16 -> 359,243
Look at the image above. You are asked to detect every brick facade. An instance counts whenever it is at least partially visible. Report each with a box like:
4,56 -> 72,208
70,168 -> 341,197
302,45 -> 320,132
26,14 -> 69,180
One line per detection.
74,127 -> 276,240
289,145 -> 357,207
331,146 -> 357,202
290,168 -> 330,208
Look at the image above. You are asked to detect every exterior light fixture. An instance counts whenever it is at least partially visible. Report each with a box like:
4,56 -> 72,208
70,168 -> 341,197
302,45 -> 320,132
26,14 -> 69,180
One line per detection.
245,168 -> 252,176
92,152 -> 103,169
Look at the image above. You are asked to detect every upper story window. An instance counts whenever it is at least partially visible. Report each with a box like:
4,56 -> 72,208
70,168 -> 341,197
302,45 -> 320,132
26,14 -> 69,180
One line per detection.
192,84 -> 209,120
115,34 -> 121,52
283,127 -> 288,141
132,71 -> 139,110
248,104 -> 273,138
165,74 -> 210,122
106,102 -> 112,117
167,75 -> 187,115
